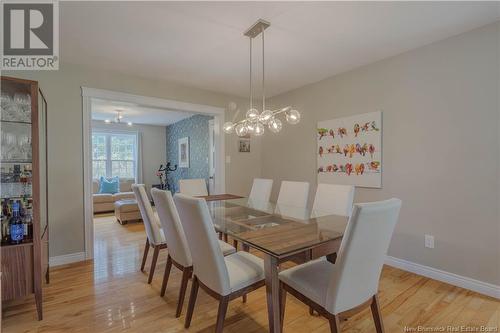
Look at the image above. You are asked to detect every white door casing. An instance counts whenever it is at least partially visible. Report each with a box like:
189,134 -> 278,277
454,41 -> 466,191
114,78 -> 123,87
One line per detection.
81,87 -> 225,260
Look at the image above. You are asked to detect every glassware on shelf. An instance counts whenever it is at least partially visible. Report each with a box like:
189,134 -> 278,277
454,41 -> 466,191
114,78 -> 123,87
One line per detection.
13,93 -> 31,122
0,163 -> 32,198
0,92 -> 31,122
0,182 -> 32,198
1,122 -> 32,161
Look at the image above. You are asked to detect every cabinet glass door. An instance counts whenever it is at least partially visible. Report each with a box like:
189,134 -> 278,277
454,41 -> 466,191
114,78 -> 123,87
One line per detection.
1,79 -> 34,245
38,89 -> 48,237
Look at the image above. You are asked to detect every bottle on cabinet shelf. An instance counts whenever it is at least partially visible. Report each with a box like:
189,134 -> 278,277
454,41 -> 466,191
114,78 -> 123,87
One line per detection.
9,200 -> 23,244
1,212 -> 9,243
0,196 -> 34,244
2,198 -> 11,243
23,205 -> 33,241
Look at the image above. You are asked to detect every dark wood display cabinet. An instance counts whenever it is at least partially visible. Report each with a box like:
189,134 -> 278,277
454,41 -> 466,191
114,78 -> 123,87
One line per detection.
1,76 -> 49,320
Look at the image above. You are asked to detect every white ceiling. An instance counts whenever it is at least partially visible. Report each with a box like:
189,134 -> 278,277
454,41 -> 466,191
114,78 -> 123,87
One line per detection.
91,98 -> 194,126
62,2 -> 500,98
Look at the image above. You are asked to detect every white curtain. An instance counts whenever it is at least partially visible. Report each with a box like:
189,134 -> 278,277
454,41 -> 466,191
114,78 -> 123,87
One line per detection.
136,132 -> 143,184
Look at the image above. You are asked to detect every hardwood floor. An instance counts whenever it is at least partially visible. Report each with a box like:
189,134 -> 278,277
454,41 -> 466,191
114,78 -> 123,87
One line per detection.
3,214 -> 499,333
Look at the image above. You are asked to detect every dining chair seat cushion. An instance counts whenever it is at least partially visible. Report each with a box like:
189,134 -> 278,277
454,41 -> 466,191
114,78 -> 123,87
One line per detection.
218,240 -> 236,256
279,258 -> 333,307
224,251 -> 265,295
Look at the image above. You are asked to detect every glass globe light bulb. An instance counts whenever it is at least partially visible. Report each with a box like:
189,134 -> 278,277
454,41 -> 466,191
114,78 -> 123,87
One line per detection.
253,122 -> 265,136
235,123 -> 248,137
286,109 -> 301,125
246,121 -> 256,133
223,121 -> 234,134
246,108 -> 260,120
268,118 -> 282,133
259,110 -> 274,124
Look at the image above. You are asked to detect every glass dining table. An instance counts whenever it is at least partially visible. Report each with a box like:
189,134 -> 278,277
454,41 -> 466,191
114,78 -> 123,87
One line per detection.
204,196 -> 348,333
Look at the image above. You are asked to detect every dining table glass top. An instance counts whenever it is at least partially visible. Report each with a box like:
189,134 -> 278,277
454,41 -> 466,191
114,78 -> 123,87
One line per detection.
206,197 -> 348,258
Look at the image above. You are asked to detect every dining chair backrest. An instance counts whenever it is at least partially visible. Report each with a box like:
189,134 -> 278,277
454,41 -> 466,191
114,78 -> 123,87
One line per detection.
132,184 -> 163,246
151,188 -> 192,267
277,181 -> 310,207
179,178 -> 208,196
312,184 -> 355,217
325,198 -> 401,315
173,194 -> 231,295
249,178 -> 273,203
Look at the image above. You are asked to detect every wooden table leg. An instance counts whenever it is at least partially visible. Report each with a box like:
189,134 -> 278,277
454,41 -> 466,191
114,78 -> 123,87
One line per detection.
242,243 -> 250,252
264,255 -> 281,333
326,252 -> 337,264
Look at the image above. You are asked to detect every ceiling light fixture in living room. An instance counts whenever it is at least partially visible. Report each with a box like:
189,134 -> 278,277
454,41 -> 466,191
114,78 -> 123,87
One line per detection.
105,109 -> 133,126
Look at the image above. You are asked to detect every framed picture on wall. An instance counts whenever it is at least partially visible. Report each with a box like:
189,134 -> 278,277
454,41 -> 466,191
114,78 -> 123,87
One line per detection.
317,111 -> 382,188
178,137 -> 190,168
238,139 -> 251,153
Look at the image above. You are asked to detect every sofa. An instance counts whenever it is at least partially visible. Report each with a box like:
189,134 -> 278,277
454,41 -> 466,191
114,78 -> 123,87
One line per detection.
93,178 -> 136,213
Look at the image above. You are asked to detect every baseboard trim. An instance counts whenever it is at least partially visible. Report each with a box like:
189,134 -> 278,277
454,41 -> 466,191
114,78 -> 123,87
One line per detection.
49,252 -> 86,267
385,256 -> 500,299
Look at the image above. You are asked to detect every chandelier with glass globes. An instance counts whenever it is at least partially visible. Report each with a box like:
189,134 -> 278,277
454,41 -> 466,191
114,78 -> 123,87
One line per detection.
223,19 -> 300,137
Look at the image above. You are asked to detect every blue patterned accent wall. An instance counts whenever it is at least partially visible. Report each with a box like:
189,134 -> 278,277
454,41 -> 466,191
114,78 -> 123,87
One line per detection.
165,114 -> 213,193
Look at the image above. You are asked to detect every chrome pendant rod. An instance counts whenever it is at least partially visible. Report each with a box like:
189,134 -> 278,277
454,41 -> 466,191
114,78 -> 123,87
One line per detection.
249,36 -> 253,111
262,25 -> 265,112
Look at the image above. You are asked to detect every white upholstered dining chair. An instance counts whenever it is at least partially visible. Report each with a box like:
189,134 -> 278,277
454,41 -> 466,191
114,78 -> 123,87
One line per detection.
132,184 -> 166,284
249,178 -> 273,203
150,189 -> 235,317
179,178 -> 208,196
277,180 -> 310,208
312,184 -> 355,217
279,198 -> 402,333
174,194 -> 266,333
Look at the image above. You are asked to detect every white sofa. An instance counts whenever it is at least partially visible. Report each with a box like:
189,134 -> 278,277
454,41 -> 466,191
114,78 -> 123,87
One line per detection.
93,178 -> 136,213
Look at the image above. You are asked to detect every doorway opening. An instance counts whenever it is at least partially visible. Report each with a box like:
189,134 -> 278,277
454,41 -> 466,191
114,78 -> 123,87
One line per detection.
82,87 -> 225,260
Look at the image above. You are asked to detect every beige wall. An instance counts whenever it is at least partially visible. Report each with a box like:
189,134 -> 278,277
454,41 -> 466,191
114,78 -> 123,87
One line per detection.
4,63 -> 262,257
92,120 -> 166,191
265,23 -> 499,285
497,23 -> 500,289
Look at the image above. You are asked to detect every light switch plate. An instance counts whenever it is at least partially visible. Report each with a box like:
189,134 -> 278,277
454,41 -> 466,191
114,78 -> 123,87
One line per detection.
425,234 -> 434,249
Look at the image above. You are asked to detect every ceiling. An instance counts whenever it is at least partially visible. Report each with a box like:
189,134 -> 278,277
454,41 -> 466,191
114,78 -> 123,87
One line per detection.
91,98 -> 194,126
62,2 -> 500,98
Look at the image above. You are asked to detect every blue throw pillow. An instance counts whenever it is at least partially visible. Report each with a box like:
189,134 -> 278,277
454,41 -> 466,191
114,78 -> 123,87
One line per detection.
99,176 -> 120,194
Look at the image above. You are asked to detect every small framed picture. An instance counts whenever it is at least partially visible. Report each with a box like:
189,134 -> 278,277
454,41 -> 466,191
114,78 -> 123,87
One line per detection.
238,139 -> 251,153
178,137 -> 190,168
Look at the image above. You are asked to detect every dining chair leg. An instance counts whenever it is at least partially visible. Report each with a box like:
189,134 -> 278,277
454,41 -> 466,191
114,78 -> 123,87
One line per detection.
185,275 -> 199,328
218,232 -> 223,240
215,297 -> 229,333
148,246 -> 160,284
242,294 -> 247,303
140,238 -> 150,272
233,239 -> 238,250
176,267 -> 191,318
224,233 -> 228,242
371,294 -> 385,333
160,255 -> 172,297
279,283 -> 287,332
242,243 -> 249,252
328,315 -> 341,333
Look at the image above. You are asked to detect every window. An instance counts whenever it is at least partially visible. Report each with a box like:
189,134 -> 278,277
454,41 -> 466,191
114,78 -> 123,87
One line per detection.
92,132 -> 137,180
